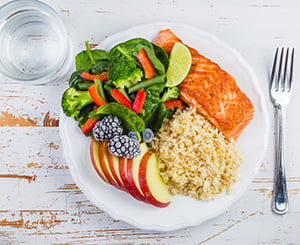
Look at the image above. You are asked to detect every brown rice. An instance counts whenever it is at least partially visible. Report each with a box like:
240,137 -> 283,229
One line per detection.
150,107 -> 242,200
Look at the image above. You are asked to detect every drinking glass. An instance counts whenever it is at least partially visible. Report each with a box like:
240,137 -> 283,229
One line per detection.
0,0 -> 71,84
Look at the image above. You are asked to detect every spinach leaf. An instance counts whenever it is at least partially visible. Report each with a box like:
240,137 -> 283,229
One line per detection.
69,70 -> 93,90
90,61 -> 108,74
75,41 -> 108,71
76,49 -> 107,71
153,44 -> 169,71
146,102 -> 167,132
109,38 -> 151,58
89,102 -> 145,132
139,81 -> 167,132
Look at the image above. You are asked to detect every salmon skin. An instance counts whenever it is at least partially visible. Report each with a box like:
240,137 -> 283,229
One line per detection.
153,29 -> 254,140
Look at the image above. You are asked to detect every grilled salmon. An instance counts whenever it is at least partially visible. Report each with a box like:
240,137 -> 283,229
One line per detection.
153,29 -> 254,140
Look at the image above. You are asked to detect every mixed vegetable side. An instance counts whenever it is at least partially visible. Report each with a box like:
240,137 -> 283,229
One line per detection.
61,38 -> 182,158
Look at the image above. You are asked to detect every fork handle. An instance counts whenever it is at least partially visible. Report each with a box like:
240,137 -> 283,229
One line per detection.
272,104 -> 289,215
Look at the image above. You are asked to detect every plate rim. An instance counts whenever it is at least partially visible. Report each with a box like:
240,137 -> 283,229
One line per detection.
59,21 -> 270,231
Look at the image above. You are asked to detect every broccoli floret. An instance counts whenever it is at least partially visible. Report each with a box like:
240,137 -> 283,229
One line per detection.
61,87 -> 94,117
108,52 -> 143,89
161,87 -> 180,102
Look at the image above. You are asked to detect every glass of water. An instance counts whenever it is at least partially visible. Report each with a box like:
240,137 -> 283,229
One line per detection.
0,0 -> 71,84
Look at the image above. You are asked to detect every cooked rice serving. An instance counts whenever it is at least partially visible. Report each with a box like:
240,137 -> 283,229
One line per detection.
150,107 -> 242,200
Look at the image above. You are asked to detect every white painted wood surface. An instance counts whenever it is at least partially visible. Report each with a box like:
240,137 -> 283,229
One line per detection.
1,0 -> 300,244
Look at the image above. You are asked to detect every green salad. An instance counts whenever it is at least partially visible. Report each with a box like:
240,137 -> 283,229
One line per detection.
61,38 -> 181,137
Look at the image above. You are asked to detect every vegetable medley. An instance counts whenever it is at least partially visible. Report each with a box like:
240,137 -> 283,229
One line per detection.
61,38 -> 182,143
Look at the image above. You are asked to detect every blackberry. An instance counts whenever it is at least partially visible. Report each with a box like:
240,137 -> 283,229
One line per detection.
141,128 -> 154,143
108,135 -> 141,159
92,115 -> 123,141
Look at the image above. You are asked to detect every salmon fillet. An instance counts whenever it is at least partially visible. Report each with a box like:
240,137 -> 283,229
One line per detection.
153,29 -> 254,140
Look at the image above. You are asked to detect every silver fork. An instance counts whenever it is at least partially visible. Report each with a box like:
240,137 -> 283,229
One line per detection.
270,47 -> 295,215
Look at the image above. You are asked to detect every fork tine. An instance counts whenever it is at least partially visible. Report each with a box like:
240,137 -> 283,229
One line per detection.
277,48 -> 284,91
283,48 -> 289,91
288,48 -> 295,92
271,48 -> 279,90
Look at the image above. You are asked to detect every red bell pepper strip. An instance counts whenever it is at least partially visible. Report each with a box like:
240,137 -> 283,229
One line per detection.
98,71 -> 108,82
163,99 -> 182,110
80,71 -> 108,82
88,83 -> 107,107
132,90 -> 146,113
80,105 -> 99,134
111,88 -> 133,110
137,48 -> 155,79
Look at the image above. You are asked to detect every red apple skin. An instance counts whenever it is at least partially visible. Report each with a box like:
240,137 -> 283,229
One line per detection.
108,151 -> 125,190
126,158 -> 148,203
99,141 -> 119,188
139,151 -> 171,208
119,157 -> 140,200
90,139 -> 109,183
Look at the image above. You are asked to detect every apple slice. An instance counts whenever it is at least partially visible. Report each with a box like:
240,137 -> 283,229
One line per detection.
119,156 -> 141,200
126,143 -> 149,203
99,141 -> 120,188
90,139 -> 109,183
139,151 -> 171,208
108,151 -> 125,190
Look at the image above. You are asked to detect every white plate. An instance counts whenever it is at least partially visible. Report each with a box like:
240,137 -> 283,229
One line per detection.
59,22 -> 269,231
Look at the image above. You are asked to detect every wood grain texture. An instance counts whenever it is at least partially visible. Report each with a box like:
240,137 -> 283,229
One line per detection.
1,0 -> 300,244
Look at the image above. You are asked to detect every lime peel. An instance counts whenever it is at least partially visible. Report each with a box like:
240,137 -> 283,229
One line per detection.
166,42 -> 192,87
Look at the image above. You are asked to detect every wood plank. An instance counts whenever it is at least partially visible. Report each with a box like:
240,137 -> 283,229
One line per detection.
0,84 -> 66,127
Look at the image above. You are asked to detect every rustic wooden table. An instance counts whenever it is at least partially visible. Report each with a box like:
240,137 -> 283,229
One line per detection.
1,0 -> 300,244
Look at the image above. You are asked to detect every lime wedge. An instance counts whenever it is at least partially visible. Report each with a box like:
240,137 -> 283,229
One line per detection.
166,42 -> 192,87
